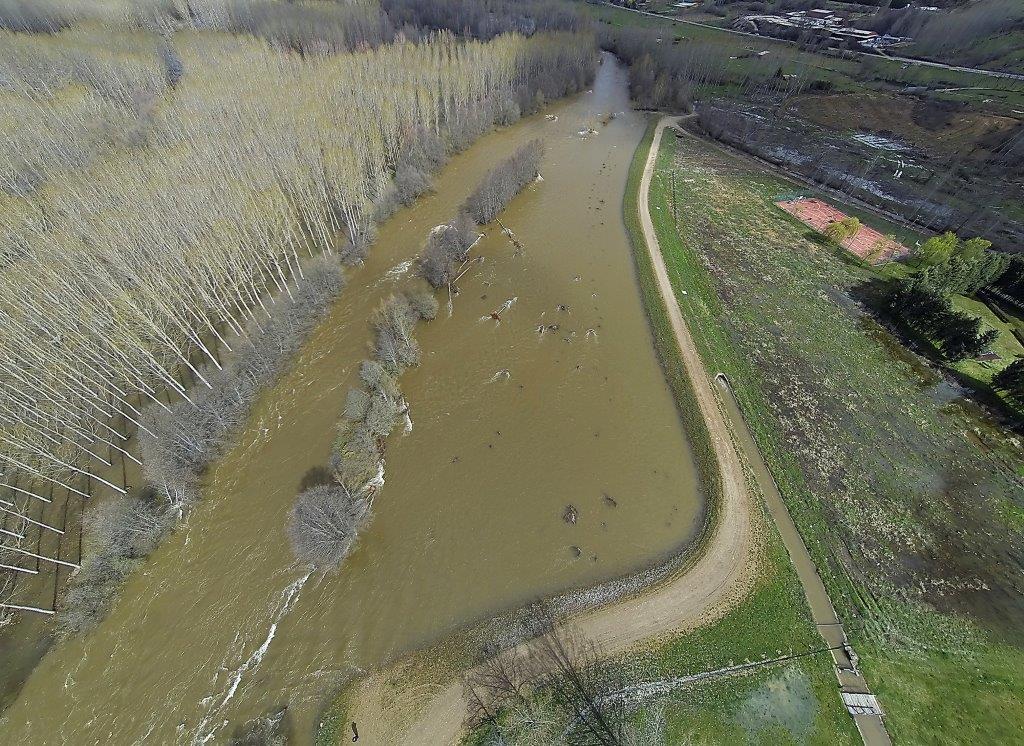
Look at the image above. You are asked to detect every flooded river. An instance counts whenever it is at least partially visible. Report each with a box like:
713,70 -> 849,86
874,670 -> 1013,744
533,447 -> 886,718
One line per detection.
0,55 -> 703,744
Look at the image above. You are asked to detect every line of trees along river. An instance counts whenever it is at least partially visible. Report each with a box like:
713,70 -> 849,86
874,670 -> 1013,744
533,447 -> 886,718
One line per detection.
0,11 -> 595,624
0,2 -> 598,713
0,53 -> 705,743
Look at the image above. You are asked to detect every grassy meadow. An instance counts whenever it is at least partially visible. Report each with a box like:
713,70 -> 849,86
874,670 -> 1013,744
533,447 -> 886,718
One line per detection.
644,125 -> 1024,742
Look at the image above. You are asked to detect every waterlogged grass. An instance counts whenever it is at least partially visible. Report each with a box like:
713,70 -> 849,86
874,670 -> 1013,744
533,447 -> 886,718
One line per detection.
647,127 -> 1024,742
659,659 -> 849,745
314,637 -> 476,746
862,640 -> 1024,745
637,534 -> 857,744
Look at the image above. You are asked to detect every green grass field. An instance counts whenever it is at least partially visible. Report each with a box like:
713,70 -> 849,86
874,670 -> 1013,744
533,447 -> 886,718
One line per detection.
950,295 -> 1024,392
643,125 -> 1024,743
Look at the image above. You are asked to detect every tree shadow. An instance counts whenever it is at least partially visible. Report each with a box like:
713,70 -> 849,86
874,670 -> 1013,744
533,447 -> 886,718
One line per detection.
298,466 -> 333,492
803,230 -> 871,269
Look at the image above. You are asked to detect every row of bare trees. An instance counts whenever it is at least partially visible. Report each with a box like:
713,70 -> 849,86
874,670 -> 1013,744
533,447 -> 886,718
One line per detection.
464,139 -> 545,224
288,289 -> 438,569
1,13 -> 595,620
288,135 -> 549,570
420,140 -> 545,291
1,31 -> 571,500
382,0 -> 590,41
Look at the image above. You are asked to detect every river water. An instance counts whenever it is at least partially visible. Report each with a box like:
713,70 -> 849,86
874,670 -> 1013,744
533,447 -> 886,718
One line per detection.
0,55 -> 703,744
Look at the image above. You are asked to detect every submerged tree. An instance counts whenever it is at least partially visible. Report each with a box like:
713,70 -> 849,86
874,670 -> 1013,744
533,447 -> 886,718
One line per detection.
287,484 -> 370,569
464,139 -> 545,225
418,213 -> 479,288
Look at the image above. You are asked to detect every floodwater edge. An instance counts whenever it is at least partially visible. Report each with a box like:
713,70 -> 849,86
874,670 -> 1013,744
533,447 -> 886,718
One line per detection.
313,116 -> 729,744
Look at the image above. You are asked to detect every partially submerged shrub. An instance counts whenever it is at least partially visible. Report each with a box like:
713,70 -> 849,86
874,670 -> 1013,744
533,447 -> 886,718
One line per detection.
60,554 -> 134,635
373,294 -> 423,372
343,388 -> 372,421
287,485 -> 371,569
363,389 -> 401,438
59,492 -> 172,635
331,422 -> 382,492
291,286 -> 437,568
83,493 -> 171,560
463,139 -> 544,224
405,285 -> 440,320
418,212 -> 479,288
394,163 -> 432,206
338,220 -> 377,265
494,97 -> 521,127
140,255 -> 346,505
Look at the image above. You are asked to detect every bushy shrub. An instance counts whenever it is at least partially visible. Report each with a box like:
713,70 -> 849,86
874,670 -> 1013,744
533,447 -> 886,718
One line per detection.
405,285 -> 440,320
287,484 -> 371,569
372,294 -> 421,371
418,213 -> 479,288
343,388 -> 371,421
338,220 -> 377,265
463,140 -> 544,224
494,97 -> 521,127
402,127 -> 448,173
59,492 -> 172,634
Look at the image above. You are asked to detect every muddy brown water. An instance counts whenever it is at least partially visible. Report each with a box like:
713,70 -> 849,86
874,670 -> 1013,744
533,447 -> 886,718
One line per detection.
0,55 -> 703,744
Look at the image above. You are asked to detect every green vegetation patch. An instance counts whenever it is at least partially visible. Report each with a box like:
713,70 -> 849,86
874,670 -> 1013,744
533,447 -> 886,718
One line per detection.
619,119 -> 855,745
862,639 -> 1024,746
646,127 -> 1024,742
661,661 -> 844,745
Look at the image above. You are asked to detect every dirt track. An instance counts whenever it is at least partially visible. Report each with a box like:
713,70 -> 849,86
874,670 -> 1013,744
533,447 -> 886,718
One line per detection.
342,116 -> 761,745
